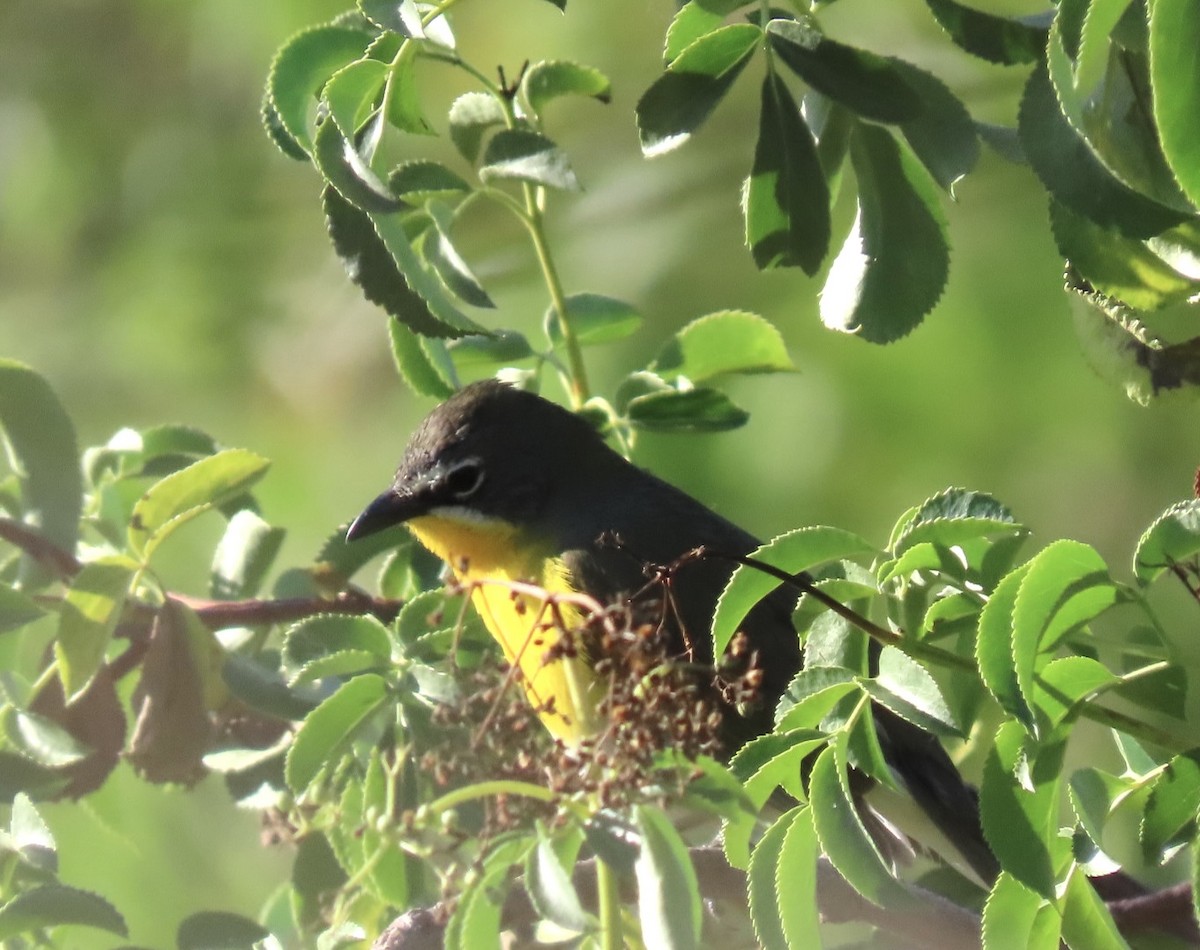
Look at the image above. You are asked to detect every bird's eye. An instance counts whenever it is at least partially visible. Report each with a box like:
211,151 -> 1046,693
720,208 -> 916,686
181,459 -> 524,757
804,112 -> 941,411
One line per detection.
444,460 -> 485,499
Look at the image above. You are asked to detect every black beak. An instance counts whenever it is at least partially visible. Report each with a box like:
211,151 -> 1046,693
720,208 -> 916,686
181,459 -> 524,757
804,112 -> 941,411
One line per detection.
346,489 -> 425,542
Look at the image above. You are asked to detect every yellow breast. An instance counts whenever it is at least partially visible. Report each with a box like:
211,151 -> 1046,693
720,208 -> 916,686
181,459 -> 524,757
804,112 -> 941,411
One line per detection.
407,512 -> 603,742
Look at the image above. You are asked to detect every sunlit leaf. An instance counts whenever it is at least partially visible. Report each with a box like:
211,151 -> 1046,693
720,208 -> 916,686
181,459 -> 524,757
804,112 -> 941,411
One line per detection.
652,310 -> 793,382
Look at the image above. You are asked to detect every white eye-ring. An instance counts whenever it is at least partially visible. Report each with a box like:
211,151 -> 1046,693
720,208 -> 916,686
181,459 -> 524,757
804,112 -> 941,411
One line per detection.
444,459 -> 485,499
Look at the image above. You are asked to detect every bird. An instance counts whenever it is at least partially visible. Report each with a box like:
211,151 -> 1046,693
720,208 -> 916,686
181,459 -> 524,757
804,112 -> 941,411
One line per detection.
346,377 -> 998,880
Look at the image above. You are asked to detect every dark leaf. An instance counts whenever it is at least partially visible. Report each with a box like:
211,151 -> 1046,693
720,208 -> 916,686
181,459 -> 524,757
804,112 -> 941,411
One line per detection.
923,0 -> 1048,64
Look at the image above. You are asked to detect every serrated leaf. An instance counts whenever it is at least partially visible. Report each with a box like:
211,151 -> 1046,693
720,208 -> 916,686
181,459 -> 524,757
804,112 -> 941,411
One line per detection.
776,804 -> 819,949
923,0 -> 1048,65
525,829 -> 589,933
891,58 -> 980,192
128,449 -> 268,562
820,122 -> 948,343
383,50 -> 434,135
809,739 -> 908,906
447,331 -> 534,369
11,793 -> 56,872
653,310 -> 793,384
626,387 -> 749,433
283,613 -> 392,678
637,23 -> 760,157
222,653 -> 319,721
266,25 -> 373,155
177,911 -> 271,950
1019,63 -> 1189,239
448,92 -> 506,164
1050,200 -> 1199,311
1149,0 -> 1200,208
746,806 -> 798,950
1011,540 -> 1117,733
979,720 -> 1067,898
767,18 -> 921,123
387,320 -> 457,398
664,0 -> 752,64
545,293 -> 642,348
982,872 -> 1059,950
1,706 -> 91,768
1032,655 -> 1116,734
729,728 -> 825,807
313,115 -> 403,214
1134,499 -> 1200,584
285,674 -> 389,792
1060,865 -> 1131,950
1141,749 -> 1200,863
359,0 -> 423,36
976,562 -> 1034,729
479,129 -> 579,191
324,58 -> 385,141
0,884 -> 127,941
713,526 -> 876,660
53,556 -> 133,702
775,668 -> 861,732
892,487 -> 1020,554
388,160 -> 471,203
421,218 -> 495,309
744,72 -> 830,273
862,646 -> 960,737
635,804 -> 702,950
210,509 -> 285,600
0,360 -> 82,586
521,60 -> 611,117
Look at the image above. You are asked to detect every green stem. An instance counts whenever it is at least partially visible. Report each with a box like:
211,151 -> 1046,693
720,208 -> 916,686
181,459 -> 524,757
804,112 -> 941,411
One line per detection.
596,856 -> 623,950
423,779 -> 583,818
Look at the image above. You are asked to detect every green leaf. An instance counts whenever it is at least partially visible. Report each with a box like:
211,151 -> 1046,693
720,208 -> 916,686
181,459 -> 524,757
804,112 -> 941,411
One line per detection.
976,565 -> 1034,723
359,0 -> 423,36
324,58 -> 385,141
922,0 -> 1048,65
521,60 -> 611,118
664,1 -> 753,64
746,806 -> 799,950
383,50 -> 434,135
652,310 -> 792,383
1134,499 -> 1200,585
892,487 -> 1021,555
1049,201 -> 1199,311
222,653 -> 318,721
1060,865 -> 1131,950
0,360 -> 82,584
1032,656 -> 1116,733
730,728 -> 824,809
1,705 -> 91,768
0,884 -> 127,941
625,386 -> 749,433
891,59 -> 980,192
776,805 -> 819,947
545,293 -> 642,348
820,122 -> 949,343
421,212 -> 495,309
979,720 -> 1067,898
766,18 -> 922,123
635,804 -> 702,950
479,130 -> 580,191
1011,540 -> 1117,732
525,828 -> 589,933
54,556 -> 134,702
283,613 -> 392,679
284,674 -> 389,793
177,911 -> 272,950
862,646 -> 961,737
744,72 -> 830,274
637,23 -> 761,157
448,92 -> 506,164
1019,63 -> 1189,239
128,449 -> 269,562
387,320 -> 457,398
809,739 -> 908,906
313,115 -> 403,214
388,161 -> 471,204
0,586 -> 46,633
266,25 -> 373,155
713,525 -> 876,660
775,668 -> 861,732
447,331 -> 534,369
1149,0 -> 1200,208
10,793 -> 56,872
982,873 -> 1059,950
210,509 -> 285,600
1141,749 -> 1200,863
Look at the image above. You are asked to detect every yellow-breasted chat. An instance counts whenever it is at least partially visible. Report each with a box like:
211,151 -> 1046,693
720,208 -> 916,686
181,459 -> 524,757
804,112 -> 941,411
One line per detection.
346,378 -> 998,880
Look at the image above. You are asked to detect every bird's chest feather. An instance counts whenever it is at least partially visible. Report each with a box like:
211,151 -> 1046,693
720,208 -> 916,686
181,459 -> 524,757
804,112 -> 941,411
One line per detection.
406,512 -> 602,741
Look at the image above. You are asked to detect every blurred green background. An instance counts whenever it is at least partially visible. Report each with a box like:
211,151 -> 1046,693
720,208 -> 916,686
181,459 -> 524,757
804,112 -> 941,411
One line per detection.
2,0 -> 1197,945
